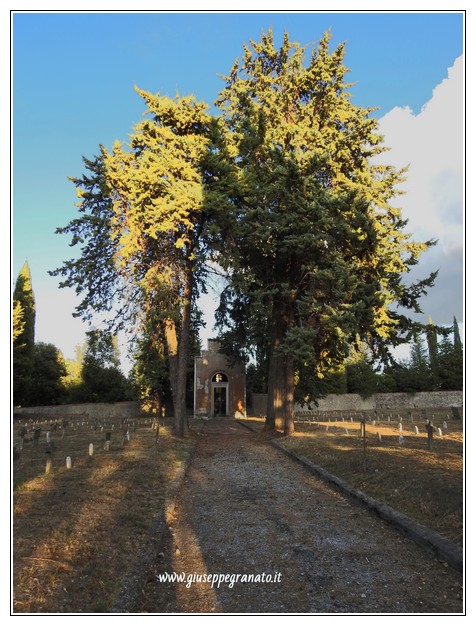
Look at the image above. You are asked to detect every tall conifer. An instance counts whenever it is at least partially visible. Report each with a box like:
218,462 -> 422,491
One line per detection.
13,261 -> 36,405
215,29 -> 437,432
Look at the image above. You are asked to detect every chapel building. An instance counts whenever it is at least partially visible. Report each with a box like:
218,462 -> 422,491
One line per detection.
194,339 -> 246,418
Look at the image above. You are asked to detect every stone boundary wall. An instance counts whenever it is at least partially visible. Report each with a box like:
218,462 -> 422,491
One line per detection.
251,391 -> 463,416
13,391 -> 463,421
13,401 -> 143,420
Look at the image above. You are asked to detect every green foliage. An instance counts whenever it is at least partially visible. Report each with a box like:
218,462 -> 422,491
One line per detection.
346,362 -> 378,397
383,320 -> 463,392
28,343 -> 67,406
50,151 -> 124,326
49,28 -> 445,430
214,28 -> 437,416
62,331 -> 132,403
13,261 -> 36,405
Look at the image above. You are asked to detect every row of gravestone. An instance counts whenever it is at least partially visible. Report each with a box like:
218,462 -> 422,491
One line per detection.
12,419 -> 156,469
294,406 -> 461,422
319,421 -> 444,450
14,416 -> 155,444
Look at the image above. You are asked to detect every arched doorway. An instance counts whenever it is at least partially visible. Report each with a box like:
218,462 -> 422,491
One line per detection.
211,372 -> 229,417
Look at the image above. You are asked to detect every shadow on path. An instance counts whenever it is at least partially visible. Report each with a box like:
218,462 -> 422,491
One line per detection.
140,418 -> 463,614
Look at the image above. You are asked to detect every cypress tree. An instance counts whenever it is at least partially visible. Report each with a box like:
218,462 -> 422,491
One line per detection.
13,261 -> 36,405
215,29 -> 437,433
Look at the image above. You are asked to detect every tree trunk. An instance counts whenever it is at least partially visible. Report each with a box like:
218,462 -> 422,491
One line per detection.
265,298 -> 286,431
266,295 -> 296,434
173,257 -> 194,438
283,350 -> 295,437
164,317 -> 178,414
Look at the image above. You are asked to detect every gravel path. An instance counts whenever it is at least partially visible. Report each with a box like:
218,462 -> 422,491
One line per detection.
140,418 -> 463,614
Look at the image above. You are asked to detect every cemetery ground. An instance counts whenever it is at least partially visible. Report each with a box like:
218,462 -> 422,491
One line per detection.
243,408 -> 463,547
12,407 -> 463,613
12,417 -> 193,613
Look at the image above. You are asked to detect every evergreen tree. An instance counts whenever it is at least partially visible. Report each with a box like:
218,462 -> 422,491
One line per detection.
345,346 -> 378,397
426,316 -> 440,390
28,342 -> 67,405
438,316 -> 463,390
79,329 -> 130,402
51,91 -> 215,435
13,261 -> 36,405
408,332 -> 432,391
103,90 -> 213,436
215,29 -> 437,433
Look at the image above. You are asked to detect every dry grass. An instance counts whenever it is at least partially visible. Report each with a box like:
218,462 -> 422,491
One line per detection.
12,416 -> 193,613
12,408 -> 463,613
242,408 -> 463,547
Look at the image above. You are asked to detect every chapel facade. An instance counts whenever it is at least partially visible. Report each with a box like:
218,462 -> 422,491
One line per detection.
194,339 -> 246,418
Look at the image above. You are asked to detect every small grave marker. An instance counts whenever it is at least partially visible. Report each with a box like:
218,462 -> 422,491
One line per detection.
425,420 -> 434,450
66,456 -> 72,469
88,443 -> 94,456
414,426 -> 419,435
451,407 -> 461,420
33,428 -> 41,447
19,427 -> 27,448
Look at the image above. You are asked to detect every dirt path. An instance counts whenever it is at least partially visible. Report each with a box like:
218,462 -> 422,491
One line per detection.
139,418 -> 463,614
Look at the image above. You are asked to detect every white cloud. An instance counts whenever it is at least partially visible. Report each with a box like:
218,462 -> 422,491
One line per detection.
375,55 -> 464,325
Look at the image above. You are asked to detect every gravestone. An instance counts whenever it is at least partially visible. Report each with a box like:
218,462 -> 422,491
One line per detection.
437,427 -> 443,437
19,427 -> 27,448
425,420 -> 434,450
398,423 -> 403,432
66,456 -> 72,469
377,432 -> 382,443
88,443 -> 94,456
414,425 -> 419,435
46,431 -> 51,444
45,455 -> 53,474
33,428 -> 41,447
443,421 -> 448,430
398,435 -> 404,446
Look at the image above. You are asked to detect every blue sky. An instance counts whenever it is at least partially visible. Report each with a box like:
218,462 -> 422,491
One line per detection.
11,9 -> 464,369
